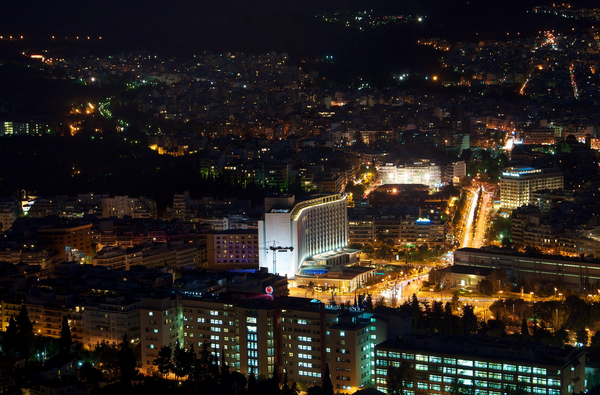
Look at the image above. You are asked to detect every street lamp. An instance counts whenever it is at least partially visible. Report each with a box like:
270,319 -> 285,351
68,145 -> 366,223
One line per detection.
554,287 -> 557,298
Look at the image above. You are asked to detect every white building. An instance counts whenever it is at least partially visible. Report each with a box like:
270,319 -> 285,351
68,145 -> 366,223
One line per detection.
378,161 -> 442,189
258,194 -> 348,278
445,161 -> 467,184
500,167 -> 563,210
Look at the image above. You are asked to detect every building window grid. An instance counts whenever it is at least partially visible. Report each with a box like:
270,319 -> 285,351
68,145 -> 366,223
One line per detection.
378,354 -> 561,393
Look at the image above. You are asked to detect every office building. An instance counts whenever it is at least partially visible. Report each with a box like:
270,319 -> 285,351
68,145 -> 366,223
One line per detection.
499,167 -> 563,210
454,247 -> 600,291
374,334 -> 585,395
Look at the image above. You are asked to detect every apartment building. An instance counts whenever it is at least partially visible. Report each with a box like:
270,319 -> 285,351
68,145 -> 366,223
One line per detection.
348,218 -> 375,245
37,221 -> 93,261
82,296 -> 141,346
140,294 -> 390,393
206,230 -> 259,270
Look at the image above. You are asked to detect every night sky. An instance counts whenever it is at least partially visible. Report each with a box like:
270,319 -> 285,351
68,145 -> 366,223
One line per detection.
0,0 -> 597,77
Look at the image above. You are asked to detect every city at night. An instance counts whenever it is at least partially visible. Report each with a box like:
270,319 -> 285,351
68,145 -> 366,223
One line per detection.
3,1 -> 600,394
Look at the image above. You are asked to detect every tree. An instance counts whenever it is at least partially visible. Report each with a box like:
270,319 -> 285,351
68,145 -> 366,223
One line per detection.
59,316 -> 72,356
550,328 -> 569,348
78,362 -> 103,385
365,293 -> 373,313
16,305 -> 34,360
220,352 -> 231,383
591,331 -> 600,348
328,293 -> 337,307
375,296 -> 386,308
2,316 -> 18,356
307,385 -> 323,395
172,340 -> 190,379
520,317 -> 529,337
387,363 -> 408,395
230,371 -> 248,395
117,332 -> 138,385
462,305 -> 478,336
478,279 -> 493,295
322,364 -> 334,395
576,327 -> 589,347
247,372 -> 258,395
449,377 -> 475,395
153,345 -> 173,378
282,371 -> 299,395
451,294 -> 460,312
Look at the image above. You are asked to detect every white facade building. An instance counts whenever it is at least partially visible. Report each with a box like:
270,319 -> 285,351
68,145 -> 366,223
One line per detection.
258,194 -> 348,278
378,161 -> 442,189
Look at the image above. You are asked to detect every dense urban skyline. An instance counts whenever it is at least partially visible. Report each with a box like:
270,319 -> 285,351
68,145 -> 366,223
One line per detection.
2,1 -> 600,395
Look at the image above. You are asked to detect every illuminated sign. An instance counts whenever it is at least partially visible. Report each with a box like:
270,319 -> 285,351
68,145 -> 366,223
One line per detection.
265,286 -> 274,294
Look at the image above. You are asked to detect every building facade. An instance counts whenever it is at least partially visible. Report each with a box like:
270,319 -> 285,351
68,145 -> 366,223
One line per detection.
258,194 -> 348,278
500,167 -> 564,210
454,247 -> 600,291
37,221 -> 93,261
140,293 -> 388,393
379,161 -> 442,190
373,335 -> 585,395
206,230 -> 259,270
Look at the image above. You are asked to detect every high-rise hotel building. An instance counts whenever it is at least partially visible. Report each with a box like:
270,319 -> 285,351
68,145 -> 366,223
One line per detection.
258,194 -> 348,278
500,167 -> 563,210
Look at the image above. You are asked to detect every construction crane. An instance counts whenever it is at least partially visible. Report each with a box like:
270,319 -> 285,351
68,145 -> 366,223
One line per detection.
269,243 -> 294,275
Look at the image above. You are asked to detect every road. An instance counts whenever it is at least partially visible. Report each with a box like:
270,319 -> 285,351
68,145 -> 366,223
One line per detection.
472,191 -> 492,248
460,188 -> 480,248
459,185 -> 494,249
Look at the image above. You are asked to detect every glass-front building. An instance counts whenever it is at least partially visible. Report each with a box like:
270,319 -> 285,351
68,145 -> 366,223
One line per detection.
374,335 -> 585,395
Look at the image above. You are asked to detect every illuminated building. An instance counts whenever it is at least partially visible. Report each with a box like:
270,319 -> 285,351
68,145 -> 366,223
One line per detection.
82,296 -> 140,346
445,161 -> 467,184
37,221 -> 93,261
206,230 -> 259,270
348,218 -> 375,245
258,194 -> 348,278
499,167 -> 563,210
378,161 -> 442,189
374,335 -> 585,395
518,127 -> 556,145
0,199 -> 18,232
454,247 -> 600,290
398,217 -> 446,247
140,293 -> 387,393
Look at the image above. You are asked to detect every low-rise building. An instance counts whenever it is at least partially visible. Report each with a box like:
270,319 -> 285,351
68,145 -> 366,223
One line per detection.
373,334 -> 585,395
454,247 -> 600,291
